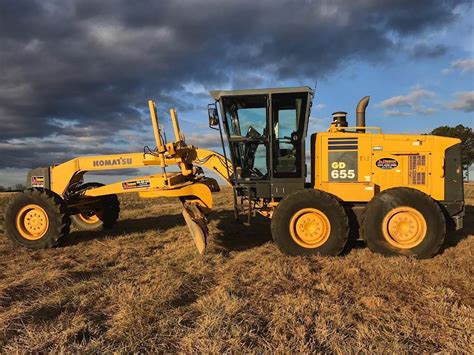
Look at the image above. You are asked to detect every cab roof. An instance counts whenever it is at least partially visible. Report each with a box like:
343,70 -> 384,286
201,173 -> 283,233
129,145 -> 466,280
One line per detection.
209,86 -> 313,101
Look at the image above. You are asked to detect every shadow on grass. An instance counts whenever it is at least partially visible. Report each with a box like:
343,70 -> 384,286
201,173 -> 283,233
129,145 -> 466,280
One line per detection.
440,205 -> 474,253
210,210 -> 272,253
60,213 -> 185,247
61,209 -> 273,253
60,204 -> 473,255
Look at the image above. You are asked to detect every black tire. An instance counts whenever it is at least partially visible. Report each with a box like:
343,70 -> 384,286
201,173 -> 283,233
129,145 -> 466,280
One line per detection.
4,188 -> 70,248
361,187 -> 445,259
271,189 -> 349,256
70,183 -> 120,231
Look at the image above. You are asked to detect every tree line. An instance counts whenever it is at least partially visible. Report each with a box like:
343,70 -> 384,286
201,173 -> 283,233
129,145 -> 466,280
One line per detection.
431,124 -> 473,181
0,184 -> 26,192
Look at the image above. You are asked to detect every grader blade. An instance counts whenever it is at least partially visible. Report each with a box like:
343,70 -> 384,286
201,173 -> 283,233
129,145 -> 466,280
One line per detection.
182,203 -> 208,254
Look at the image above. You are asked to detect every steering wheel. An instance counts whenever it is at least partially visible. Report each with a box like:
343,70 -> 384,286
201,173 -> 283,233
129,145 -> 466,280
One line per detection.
283,131 -> 299,144
246,125 -> 262,139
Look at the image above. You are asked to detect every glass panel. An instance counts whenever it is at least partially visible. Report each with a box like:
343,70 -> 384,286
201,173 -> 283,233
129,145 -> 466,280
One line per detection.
234,108 -> 266,138
231,141 -> 268,178
274,141 -> 296,173
275,109 -> 297,139
223,95 -> 267,139
222,95 -> 268,180
272,93 -> 307,178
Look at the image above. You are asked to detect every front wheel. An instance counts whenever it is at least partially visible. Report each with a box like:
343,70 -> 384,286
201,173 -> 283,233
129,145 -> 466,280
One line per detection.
4,188 -> 71,248
361,187 -> 446,259
271,189 -> 349,256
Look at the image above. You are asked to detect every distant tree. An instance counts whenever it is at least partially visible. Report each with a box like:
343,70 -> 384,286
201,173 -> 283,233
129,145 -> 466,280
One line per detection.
13,183 -> 26,191
431,124 -> 473,180
0,186 -> 5,192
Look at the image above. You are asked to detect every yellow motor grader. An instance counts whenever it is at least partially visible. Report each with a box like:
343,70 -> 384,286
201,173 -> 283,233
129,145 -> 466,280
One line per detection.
3,87 -> 465,258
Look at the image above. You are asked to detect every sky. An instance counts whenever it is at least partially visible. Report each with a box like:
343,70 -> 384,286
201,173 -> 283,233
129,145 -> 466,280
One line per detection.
0,0 -> 473,187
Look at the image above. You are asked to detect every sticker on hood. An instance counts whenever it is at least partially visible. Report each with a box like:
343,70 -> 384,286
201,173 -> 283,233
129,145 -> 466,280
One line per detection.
376,158 -> 398,170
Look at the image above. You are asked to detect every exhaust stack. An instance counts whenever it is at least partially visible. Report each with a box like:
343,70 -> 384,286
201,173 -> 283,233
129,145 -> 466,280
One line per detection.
356,96 -> 370,133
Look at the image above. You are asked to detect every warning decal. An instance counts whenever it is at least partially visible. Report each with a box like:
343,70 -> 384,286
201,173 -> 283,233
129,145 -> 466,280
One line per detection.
31,176 -> 45,187
376,158 -> 398,170
122,179 -> 151,190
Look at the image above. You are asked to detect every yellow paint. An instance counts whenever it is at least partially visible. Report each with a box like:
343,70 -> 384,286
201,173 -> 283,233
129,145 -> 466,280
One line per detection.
194,148 -> 233,185
83,173 -> 185,196
328,126 -> 382,134
289,208 -> 331,248
182,207 -> 206,254
139,182 -> 213,209
78,212 -> 100,224
148,100 -> 165,152
15,204 -> 49,240
382,206 -> 427,249
50,152 -> 165,196
170,108 -> 183,142
313,130 -> 461,202
320,182 -> 375,202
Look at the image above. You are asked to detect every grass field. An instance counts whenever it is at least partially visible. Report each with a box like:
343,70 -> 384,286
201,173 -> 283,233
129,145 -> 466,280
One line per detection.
0,186 -> 473,352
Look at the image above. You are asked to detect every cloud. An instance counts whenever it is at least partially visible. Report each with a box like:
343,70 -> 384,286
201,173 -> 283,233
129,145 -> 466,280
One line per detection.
443,58 -> 474,74
0,0 -> 469,170
448,91 -> 474,112
410,42 -> 448,58
378,88 -> 439,117
183,133 -> 222,149
383,110 -> 412,117
379,88 -> 435,108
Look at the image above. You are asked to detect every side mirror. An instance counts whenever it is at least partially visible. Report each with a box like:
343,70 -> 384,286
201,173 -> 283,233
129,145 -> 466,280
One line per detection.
208,105 -> 219,127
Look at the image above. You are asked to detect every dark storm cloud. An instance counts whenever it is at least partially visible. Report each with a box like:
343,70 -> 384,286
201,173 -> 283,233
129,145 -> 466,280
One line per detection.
0,0 -> 469,169
411,43 -> 449,58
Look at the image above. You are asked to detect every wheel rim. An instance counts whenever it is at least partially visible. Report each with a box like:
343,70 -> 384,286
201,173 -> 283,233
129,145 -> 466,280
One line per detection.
77,211 -> 100,224
289,208 -> 331,248
15,204 -> 49,240
382,206 -> 427,249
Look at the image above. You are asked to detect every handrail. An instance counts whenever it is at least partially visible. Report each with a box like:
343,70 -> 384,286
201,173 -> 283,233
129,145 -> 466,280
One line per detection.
328,126 -> 383,134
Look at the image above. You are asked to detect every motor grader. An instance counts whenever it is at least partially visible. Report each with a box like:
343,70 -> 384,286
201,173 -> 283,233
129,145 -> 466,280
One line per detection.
3,87 -> 465,258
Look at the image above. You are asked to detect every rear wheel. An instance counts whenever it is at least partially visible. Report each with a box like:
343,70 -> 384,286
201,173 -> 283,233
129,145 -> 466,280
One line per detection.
361,187 -> 445,259
70,183 -> 120,231
271,189 -> 349,256
4,188 -> 70,248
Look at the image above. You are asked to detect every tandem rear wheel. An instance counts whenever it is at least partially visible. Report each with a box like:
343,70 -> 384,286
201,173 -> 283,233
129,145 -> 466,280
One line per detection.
361,187 -> 446,259
271,189 -> 349,256
70,182 -> 120,231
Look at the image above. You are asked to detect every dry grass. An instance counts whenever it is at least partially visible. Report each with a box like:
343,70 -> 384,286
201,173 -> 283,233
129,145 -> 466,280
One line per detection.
0,187 -> 472,353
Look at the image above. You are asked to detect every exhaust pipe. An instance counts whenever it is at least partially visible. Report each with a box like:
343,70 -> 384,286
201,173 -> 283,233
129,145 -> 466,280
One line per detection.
356,96 -> 370,133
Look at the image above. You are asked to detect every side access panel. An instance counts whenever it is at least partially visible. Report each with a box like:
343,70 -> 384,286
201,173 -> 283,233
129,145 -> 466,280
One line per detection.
314,134 -> 374,202
444,143 -> 464,202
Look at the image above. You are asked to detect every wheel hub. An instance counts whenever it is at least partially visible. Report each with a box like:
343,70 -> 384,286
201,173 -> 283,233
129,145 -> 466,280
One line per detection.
382,207 -> 427,249
78,211 -> 100,224
16,204 -> 49,240
290,208 -> 331,248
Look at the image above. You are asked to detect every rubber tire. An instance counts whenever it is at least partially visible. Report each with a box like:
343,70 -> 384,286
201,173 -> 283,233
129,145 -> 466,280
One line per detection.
4,188 -> 71,249
271,189 -> 349,256
361,187 -> 445,259
71,183 -> 120,231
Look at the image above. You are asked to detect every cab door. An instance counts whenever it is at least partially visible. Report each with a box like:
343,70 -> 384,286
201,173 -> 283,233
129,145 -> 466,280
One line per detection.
270,92 -> 309,196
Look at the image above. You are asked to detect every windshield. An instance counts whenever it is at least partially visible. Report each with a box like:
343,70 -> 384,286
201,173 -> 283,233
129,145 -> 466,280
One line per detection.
222,95 -> 268,179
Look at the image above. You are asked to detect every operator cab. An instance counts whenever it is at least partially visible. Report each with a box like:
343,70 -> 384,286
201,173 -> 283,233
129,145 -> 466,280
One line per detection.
209,87 -> 313,198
